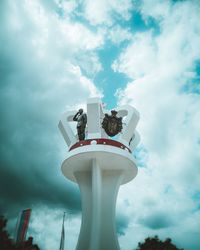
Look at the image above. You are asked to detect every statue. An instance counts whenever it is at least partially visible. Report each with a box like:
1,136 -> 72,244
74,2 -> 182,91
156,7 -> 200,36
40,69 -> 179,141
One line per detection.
73,109 -> 87,141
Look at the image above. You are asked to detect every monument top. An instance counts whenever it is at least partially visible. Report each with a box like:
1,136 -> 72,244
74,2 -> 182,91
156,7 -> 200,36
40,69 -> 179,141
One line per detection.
58,97 -> 140,152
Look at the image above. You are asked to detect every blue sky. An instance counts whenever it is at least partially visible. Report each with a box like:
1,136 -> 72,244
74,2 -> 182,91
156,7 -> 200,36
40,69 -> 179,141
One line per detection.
96,42 -> 130,108
0,0 -> 200,250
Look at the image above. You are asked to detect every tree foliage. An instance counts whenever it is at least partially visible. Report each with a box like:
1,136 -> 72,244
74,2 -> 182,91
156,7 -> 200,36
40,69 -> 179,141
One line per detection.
136,235 -> 183,250
136,236 -> 183,250
0,215 -> 15,250
0,215 -> 40,250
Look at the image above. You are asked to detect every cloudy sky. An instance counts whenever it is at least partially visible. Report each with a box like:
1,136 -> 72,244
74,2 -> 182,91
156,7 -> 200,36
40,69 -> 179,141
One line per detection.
0,0 -> 200,249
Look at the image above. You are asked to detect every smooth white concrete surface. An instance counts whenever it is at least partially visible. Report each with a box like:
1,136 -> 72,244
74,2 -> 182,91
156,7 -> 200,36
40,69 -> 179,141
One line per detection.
129,130 -> 140,151
116,105 -> 140,148
58,110 -> 77,147
87,97 -> 108,139
61,144 -> 137,184
61,145 -> 137,250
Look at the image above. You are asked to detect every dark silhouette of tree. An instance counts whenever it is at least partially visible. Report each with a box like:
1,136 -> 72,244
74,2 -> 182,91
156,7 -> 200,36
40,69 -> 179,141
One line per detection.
15,237 -> 40,250
0,215 -> 15,250
0,215 -> 40,250
136,235 -> 184,250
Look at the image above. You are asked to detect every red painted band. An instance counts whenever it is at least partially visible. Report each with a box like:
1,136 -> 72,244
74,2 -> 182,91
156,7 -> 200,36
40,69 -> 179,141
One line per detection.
69,138 -> 131,153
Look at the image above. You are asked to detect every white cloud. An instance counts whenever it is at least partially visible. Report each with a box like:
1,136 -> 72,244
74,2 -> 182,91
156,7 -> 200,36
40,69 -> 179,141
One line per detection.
82,0 -> 133,26
108,25 -> 132,45
115,1 -> 200,249
112,31 -> 157,78
28,207 -> 81,250
1,0 -> 103,110
140,0 -> 171,21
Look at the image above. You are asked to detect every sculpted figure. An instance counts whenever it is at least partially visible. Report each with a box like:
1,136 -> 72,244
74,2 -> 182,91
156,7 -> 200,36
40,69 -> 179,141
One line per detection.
73,109 -> 87,141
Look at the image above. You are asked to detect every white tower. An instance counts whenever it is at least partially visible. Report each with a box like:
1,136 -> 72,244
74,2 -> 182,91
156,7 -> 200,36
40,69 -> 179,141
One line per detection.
58,98 -> 140,250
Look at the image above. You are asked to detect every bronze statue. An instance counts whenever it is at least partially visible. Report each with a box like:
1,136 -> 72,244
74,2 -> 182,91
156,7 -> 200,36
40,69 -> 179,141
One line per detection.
102,110 -> 122,137
73,109 -> 87,141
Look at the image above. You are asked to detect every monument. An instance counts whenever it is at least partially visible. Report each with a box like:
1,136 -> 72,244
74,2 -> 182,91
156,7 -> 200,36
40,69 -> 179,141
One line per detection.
58,97 -> 140,250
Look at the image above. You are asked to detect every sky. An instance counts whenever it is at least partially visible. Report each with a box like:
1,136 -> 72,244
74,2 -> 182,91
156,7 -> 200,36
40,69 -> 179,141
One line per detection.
0,0 -> 200,249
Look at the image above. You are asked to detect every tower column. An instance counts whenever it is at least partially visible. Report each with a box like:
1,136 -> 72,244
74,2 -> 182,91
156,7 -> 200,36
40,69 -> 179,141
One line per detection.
90,158 -> 101,250
74,158 -> 124,250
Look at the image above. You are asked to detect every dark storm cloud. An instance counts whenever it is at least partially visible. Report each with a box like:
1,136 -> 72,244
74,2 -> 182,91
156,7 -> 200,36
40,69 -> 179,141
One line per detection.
0,162 -> 81,216
139,212 -> 173,229
116,213 -> 130,236
0,0 -> 94,220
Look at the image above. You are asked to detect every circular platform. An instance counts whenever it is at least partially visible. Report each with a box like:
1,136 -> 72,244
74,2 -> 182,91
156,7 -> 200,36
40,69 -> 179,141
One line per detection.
61,140 -> 138,184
